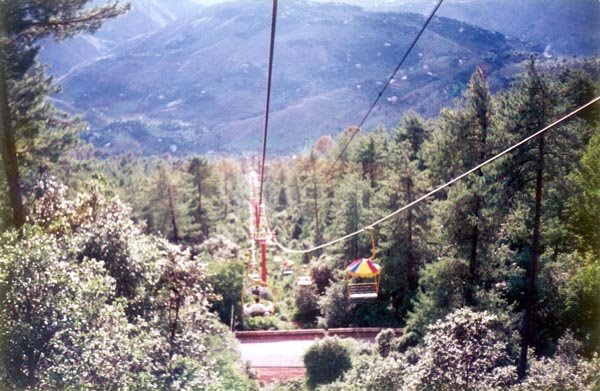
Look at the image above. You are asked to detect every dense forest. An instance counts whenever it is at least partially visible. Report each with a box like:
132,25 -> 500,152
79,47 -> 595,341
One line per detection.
1,1 -> 599,390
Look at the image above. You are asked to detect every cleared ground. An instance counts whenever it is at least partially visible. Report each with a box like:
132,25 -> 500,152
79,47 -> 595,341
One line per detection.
239,339 -> 314,382
237,328 -> 400,383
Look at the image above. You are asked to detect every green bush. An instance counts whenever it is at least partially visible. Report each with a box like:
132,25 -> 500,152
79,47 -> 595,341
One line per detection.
243,315 -> 283,331
294,284 -> 319,324
317,280 -> 354,327
375,328 -> 396,358
304,336 -> 352,390
206,261 -> 244,326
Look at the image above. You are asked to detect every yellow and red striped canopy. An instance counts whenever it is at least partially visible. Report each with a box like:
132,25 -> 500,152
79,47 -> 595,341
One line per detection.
346,258 -> 381,277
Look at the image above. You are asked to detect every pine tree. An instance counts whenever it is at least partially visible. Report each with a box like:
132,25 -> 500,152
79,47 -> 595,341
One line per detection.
378,113 -> 432,315
562,120 -> 600,354
426,67 -> 495,306
0,1 -> 127,231
143,159 -> 198,243
327,170 -> 369,260
404,68 -> 497,338
187,156 -> 222,241
492,58 -> 595,378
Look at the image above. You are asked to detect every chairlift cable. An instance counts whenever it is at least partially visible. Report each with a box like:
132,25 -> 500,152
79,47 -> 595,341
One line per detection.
271,96 -> 600,254
258,0 -> 279,224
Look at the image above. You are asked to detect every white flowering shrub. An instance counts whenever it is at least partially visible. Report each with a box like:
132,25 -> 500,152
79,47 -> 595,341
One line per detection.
148,245 -> 221,390
327,353 -> 410,391
414,307 -> 518,391
314,308 -> 517,391
313,309 -> 600,391
0,181 -> 253,390
75,198 -> 166,319
0,230 -> 156,389
511,333 -> 600,391
29,178 -> 104,235
196,235 -> 240,261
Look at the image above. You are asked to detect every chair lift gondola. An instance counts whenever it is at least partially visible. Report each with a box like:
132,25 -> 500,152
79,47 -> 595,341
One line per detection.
247,262 -> 262,283
282,259 -> 294,275
296,265 -> 313,287
242,242 -> 274,317
345,227 -> 381,299
243,280 -> 274,316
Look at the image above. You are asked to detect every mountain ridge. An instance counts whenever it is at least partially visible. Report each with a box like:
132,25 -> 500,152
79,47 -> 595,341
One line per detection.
42,0 -> 570,155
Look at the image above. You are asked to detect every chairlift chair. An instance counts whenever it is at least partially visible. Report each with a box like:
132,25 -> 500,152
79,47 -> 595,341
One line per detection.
243,297 -> 274,317
345,228 -> 381,299
243,280 -> 275,317
297,265 -> 313,287
282,259 -> 295,275
247,262 -> 262,283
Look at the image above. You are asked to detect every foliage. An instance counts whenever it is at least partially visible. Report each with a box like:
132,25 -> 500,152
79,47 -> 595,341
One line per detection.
197,235 -> 240,261
569,126 -> 600,256
263,378 -> 307,391
0,181 -> 254,390
242,315 -> 286,331
304,336 -> 352,390
294,284 -> 320,325
205,260 -> 245,326
375,328 -> 396,358
0,0 -> 129,229
313,309 -> 600,391
414,308 -> 518,391
317,280 -> 355,328
404,256 -> 470,337
512,333 -> 600,391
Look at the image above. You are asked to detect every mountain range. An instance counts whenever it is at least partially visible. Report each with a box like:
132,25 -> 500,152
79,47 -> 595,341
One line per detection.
40,0 -> 599,155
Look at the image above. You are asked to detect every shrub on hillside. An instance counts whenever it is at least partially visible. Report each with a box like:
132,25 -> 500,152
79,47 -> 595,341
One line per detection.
414,307 -> 518,390
304,336 -> 352,390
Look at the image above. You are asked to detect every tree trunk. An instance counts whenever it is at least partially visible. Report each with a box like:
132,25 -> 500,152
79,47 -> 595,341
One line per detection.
167,290 -> 181,390
167,185 -> 180,242
465,196 -> 481,306
405,175 -> 417,291
312,159 -> 320,243
0,13 -> 26,231
518,134 -> 545,379
466,93 -> 488,306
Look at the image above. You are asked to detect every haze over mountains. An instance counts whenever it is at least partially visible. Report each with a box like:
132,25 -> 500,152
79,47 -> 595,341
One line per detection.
41,0 -> 599,155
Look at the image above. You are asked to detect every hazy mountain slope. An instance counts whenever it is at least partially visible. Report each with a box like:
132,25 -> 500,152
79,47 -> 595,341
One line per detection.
40,0 -> 203,76
378,0 -> 599,56
52,0 -> 535,155
441,0 -> 599,56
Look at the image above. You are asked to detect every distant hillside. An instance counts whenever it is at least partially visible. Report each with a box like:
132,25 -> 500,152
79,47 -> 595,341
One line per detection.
40,0 -> 203,76
47,0 -> 539,155
376,0 -> 599,56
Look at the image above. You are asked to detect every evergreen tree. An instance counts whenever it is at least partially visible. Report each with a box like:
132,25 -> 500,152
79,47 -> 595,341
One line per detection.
427,67 -> 495,306
492,59 -> 594,377
563,126 -> 600,354
144,160 -> 198,242
327,170 -> 371,260
188,156 -> 222,241
378,113 -> 431,316
0,0 -> 127,231
405,68 -> 498,338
